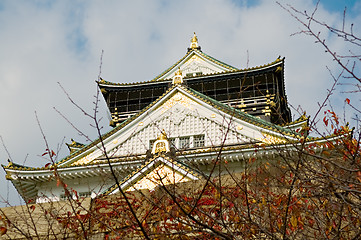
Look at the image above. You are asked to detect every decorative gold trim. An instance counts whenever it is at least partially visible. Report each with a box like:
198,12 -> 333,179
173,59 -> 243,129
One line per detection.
172,67 -> 183,85
127,164 -> 188,191
162,92 -> 193,113
152,131 -> 170,154
257,133 -> 286,144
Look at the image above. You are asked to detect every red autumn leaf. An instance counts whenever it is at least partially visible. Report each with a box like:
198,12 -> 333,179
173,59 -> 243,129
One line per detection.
308,219 -> 315,227
57,179 -> 61,187
345,98 -> 350,104
323,116 -> 328,126
0,226 -> 7,236
29,205 -> 36,211
72,189 -> 79,199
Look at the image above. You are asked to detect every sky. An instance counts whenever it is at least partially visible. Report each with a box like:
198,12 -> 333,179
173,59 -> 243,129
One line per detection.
0,0 -> 360,206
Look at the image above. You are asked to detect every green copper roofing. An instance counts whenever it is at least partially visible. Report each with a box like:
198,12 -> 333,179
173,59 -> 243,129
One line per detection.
150,49 -> 238,82
97,56 -> 284,87
199,50 -> 238,71
281,113 -> 309,127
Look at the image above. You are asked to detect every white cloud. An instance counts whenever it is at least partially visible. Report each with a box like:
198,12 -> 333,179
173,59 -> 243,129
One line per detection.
0,0 -> 360,205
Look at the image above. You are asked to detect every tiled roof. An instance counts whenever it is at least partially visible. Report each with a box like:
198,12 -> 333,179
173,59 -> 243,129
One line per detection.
98,50 -> 288,87
149,49 -> 238,82
98,57 -> 283,87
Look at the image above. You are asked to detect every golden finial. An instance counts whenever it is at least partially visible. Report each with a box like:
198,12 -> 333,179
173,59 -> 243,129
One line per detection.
190,32 -> 198,49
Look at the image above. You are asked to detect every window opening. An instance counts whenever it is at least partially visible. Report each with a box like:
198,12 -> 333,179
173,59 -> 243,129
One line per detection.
194,135 -> 205,148
149,139 -> 156,149
60,194 -> 67,201
169,138 -> 176,147
79,191 -> 91,198
179,137 -> 190,149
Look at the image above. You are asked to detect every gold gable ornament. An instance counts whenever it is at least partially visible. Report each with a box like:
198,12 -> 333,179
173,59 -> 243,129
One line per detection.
157,131 -> 167,140
172,67 -> 183,85
152,131 -> 170,154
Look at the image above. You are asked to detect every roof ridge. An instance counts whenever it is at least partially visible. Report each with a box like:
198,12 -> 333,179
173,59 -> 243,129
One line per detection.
150,51 -> 192,82
198,50 -> 238,71
98,57 -> 284,87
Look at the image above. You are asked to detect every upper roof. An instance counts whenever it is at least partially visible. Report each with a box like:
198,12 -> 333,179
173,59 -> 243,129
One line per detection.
97,33 -> 291,126
98,56 -> 284,87
98,33 -> 241,87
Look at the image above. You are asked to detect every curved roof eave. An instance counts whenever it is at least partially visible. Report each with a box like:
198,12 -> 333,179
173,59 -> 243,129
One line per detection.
3,128 -> 351,174
97,52 -> 284,88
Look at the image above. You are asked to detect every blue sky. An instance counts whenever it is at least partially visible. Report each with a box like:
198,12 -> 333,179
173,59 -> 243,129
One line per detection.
318,0 -> 360,14
231,0 -> 361,14
0,0 -> 360,206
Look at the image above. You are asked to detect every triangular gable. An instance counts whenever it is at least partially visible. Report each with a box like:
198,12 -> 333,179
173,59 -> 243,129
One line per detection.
152,49 -> 238,82
55,84 -> 299,167
105,156 -> 200,194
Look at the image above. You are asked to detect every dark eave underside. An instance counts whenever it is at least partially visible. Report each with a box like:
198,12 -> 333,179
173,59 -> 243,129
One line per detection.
99,59 -> 291,125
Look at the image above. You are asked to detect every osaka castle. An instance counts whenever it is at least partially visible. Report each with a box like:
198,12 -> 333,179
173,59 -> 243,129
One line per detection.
3,33 -> 311,203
